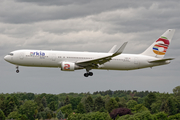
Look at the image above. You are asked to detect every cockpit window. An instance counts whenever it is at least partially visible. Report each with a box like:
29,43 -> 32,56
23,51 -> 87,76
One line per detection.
8,53 -> 14,56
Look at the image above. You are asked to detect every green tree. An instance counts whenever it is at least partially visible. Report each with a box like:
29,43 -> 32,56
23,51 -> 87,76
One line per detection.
12,95 -> 19,108
151,102 -> 161,114
70,97 -> 81,110
104,95 -> 110,104
1,96 -> 17,116
38,111 -> 46,119
49,101 -> 56,111
0,94 -> 5,101
34,96 -> 42,105
174,97 -> 180,113
160,100 -> 169,113
18,100 -> 37,120
126,100 -> 137,110
0,109 -> 5,120
68,111 -> 111,120
167,97 -> 176,115
37,112 -> 42,119
44,107 -> 53,119
58,104 -> 73,118
26,93 -> 35,100
57,110 -> 64,119
144,92 -> 157,110
37,103 -> 44,112
64,96 -> 70,105
77,102 -> 86,114
58,101 -> 64,109
0,100 -> 2,109
118,111 -> 156,120
134,104 -> 148,113
94,96 -> 105,111
168,113 -> 180,120
156,93 -> 170,113
173,86 -> 180,97
154,112 -> 168,120
137,97 -> 144,104
41,96 -> 47,108
105,98 -> 118,113
19,114 -> 28,120
85,95 -> 94,112
115,97 -> 120,102
34,96 -> 44,112
118,97 -> 126,108
7,111 -> 20,119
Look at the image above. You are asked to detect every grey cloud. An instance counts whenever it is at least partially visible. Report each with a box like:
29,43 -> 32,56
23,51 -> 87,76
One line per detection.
0,0 -> 171,24
15,0 -> 90,6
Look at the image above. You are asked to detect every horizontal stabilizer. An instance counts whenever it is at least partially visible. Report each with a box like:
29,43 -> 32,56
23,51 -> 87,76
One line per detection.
148,58 -> 175,63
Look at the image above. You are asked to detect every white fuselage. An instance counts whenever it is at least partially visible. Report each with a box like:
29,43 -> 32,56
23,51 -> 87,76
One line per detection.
4,49 -> 169,71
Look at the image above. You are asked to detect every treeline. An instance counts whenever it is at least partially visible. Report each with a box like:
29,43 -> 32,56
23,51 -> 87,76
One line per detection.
93,89 -> 156,98
0,86 -> 180,120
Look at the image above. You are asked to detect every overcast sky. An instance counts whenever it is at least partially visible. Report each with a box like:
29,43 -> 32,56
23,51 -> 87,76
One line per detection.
0,0 -> 180,94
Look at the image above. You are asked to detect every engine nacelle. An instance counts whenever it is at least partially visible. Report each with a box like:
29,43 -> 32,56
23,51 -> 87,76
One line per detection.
61,62 -> 75,71
61,62 -> 83,71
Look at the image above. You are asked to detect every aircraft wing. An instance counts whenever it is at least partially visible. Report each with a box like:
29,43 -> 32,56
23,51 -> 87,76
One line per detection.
76,42 -> 128,68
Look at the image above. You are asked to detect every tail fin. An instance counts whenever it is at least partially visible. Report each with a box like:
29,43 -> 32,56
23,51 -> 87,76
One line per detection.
141,29 -> 175,58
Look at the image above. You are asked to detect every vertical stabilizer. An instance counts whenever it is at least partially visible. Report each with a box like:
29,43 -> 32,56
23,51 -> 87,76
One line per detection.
141,29 -> 175,58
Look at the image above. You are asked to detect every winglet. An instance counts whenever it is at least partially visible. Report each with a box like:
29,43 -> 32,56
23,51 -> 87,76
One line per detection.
108,45 -> 117,53
113,42 -> 128,56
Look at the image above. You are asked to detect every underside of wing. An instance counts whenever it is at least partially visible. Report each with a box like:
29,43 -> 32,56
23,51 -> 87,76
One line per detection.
76,42 -> 128,68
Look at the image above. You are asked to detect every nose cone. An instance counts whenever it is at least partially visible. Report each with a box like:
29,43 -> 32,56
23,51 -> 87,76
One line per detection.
4,55 -> 10,62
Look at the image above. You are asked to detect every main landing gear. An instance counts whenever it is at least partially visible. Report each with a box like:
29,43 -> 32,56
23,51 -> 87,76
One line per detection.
16,66 -> 19,73
84,72 -> 93,77
84,69 -> 93,77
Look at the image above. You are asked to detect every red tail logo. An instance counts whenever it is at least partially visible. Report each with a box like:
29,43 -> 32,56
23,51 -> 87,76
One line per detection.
153,37 -> 170,55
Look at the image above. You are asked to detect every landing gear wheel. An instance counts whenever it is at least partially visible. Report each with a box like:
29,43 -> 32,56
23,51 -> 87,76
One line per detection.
89,72 -> 93,76
84,73 -> 89,77
16,70 -> 19,73
16,66 -> 19,73
84,68 -> 93,77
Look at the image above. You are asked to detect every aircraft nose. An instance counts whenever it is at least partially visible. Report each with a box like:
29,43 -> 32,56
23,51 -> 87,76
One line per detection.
4,55 -> 10,62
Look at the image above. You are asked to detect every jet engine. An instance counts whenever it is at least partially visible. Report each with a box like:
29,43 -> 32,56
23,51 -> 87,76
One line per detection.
61,62 -> 83,71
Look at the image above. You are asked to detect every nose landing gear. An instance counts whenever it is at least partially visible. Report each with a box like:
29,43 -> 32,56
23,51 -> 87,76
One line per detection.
16,66 -> 19,73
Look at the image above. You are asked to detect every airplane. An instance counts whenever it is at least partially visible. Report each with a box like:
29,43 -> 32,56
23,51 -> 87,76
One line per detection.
4,29 -> 175,77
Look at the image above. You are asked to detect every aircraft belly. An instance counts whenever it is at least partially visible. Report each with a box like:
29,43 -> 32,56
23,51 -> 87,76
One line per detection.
13,57 -> 59,67
101,60 -> 136,70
